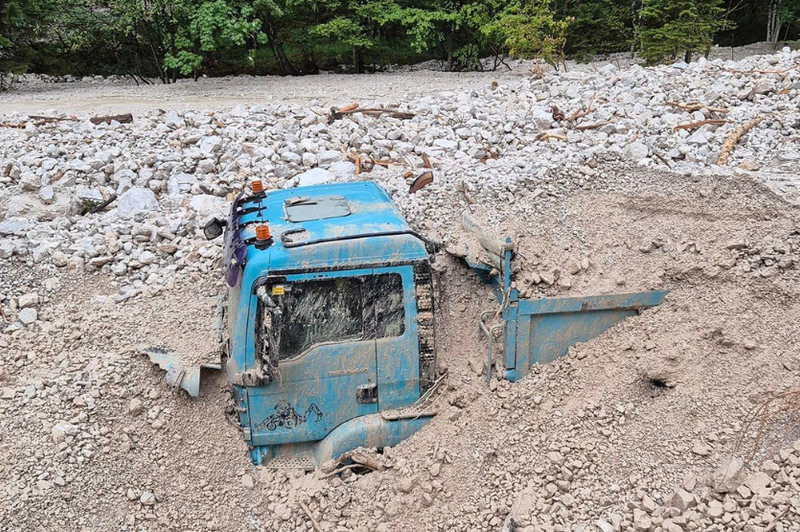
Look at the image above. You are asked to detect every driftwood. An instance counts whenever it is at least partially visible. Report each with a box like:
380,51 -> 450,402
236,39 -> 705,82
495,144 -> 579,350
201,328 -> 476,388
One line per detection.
665,101 -> 729,114
340,146 -> 402,175
3,113 -> 133,128
673,119 -> 728,130
328,103 -> 414,124
717,116 -> 764,166
409,171 -> 433,194
574,122 -> 607,131
535,131 -> 566,142
567,92 -> 597,123
421,152 -> 432,169
89,113 -> 133,125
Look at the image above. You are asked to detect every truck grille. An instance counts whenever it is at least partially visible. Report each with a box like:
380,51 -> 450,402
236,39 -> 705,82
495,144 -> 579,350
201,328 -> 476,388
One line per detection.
414,262 -> 436,394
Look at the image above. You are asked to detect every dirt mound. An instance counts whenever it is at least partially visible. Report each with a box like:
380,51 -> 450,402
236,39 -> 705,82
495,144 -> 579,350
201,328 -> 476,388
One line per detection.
3,163 -> 800,531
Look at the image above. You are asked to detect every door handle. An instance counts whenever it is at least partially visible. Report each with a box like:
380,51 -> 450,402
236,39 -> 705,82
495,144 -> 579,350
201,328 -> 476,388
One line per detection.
356,383 -> 378,404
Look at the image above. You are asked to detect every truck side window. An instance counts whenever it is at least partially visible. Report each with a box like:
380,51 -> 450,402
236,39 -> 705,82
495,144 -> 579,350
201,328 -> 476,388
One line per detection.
374,274 -> 405,339
276,278 -> 364,360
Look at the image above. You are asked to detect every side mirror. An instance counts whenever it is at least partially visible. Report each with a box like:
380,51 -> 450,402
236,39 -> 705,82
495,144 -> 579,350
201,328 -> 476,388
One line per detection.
203,217 -> 226,240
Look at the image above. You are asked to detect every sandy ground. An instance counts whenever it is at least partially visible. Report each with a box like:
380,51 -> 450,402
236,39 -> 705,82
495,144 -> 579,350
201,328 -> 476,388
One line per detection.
0,42 -> 782,116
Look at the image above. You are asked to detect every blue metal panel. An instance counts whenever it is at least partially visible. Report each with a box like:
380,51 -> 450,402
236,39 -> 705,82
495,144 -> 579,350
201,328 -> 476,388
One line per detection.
503,291 -> 669,381
247,414 -> 434,466
231,181 -> 429,276
374,265 -> 419,410
244,268 -> 379,447
312,413 -> 433,466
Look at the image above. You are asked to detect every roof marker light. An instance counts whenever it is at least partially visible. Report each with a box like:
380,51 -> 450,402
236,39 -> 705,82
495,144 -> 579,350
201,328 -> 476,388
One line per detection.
251,180 -> 265,193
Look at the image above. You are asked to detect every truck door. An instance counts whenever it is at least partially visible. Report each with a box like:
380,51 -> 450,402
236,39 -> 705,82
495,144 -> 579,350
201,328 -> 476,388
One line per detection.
246,269 -> 378,447
372,266 -> 419,410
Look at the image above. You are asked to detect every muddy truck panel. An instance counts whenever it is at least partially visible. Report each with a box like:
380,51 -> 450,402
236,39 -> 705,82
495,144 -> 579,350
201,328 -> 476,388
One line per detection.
211,181 -> 437,467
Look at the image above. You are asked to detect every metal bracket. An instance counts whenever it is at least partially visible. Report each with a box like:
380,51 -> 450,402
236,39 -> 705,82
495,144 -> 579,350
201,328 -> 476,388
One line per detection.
478,310 -> 504,386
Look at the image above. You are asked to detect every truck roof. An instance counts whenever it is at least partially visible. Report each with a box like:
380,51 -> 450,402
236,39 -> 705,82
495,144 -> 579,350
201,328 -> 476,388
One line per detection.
223,181 -> 429,284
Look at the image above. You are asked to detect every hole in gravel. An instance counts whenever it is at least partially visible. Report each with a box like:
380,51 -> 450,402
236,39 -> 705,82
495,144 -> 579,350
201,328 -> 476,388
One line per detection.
649,378 -> 670,390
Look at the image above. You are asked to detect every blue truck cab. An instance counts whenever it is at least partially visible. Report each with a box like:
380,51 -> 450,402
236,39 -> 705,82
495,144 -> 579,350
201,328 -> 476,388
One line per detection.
208,181 -> 437,467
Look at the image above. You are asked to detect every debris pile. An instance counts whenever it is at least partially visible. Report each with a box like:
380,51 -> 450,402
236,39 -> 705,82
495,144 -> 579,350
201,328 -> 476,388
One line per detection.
2,48 -> 800,532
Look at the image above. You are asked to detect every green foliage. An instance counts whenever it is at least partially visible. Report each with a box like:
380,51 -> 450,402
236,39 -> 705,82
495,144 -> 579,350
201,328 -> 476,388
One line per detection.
1,0 -> 797,82
565,0 -> 634,58
501,0 -> 573,68
638,0 -> 731,63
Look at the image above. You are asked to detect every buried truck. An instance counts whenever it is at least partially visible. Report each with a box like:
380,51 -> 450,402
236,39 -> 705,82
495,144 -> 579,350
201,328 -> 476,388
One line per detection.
148,180 -> 667,469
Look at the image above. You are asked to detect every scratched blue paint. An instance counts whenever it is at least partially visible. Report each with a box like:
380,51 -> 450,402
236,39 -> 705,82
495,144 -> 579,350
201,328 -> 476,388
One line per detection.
221,181 -> 431,467
473,247 -> 668,383
502,290 -> 668,381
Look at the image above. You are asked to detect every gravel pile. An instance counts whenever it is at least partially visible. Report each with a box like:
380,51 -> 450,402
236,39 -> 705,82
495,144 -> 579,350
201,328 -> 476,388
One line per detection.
2,49 -> 800,532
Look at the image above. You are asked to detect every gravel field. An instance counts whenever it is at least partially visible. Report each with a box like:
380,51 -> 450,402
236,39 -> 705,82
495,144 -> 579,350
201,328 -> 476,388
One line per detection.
2,45 -> 800,532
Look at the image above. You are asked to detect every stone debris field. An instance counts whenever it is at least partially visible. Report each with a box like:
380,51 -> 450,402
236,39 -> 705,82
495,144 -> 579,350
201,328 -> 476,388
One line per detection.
2,46 -> 800,532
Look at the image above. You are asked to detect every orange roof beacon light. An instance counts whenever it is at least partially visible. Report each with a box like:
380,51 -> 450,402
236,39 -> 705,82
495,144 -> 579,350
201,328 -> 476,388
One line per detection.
254,224 -> 273,249
255,224 -> 271,241
251,180 -> 265,194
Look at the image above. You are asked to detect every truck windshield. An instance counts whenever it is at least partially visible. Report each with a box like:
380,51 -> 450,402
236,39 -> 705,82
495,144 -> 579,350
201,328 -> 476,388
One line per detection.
278,277 -> 364,360
257,273 -> 405,361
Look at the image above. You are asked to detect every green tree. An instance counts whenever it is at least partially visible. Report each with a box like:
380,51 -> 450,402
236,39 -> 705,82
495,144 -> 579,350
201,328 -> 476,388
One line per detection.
500,0 -> 573,69
638,0 -> 731,63
565,0 -> 634,57
1,0 -> 57,87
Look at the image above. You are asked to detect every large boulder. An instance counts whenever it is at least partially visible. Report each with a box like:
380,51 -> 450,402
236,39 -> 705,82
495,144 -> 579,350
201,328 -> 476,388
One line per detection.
115,187 -> 158,219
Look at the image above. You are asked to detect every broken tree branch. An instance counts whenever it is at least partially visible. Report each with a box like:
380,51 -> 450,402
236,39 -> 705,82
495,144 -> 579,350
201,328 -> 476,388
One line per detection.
574,122 -> 607,131
673,119 -> 728,131
567,92 -> 597,123
328,103 -> 414,124
0,122 -> 26,129
298,501 -> 323,532
721,64 -> 799,76
717,116 -> 764,166
409,171 -> 434,194
88,194 -> 118,214
536,131 -> 566,142
665,101 -> 729,114
28,115 -> 76,123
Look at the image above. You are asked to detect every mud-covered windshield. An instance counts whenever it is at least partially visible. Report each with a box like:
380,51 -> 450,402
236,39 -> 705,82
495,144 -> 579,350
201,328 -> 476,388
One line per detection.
259,273 -> 406,361
277,277 -> 364,360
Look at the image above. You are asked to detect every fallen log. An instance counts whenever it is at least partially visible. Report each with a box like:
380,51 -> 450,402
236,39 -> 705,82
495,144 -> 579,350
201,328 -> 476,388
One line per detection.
717,116 -> 764,166
0,122 -> 26,129
673,119 -> 728,130
89,113 -> 133,125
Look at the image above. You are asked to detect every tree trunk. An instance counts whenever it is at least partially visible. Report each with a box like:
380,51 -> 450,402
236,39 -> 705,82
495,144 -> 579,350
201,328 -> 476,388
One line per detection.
767,0 -> 782,44
353,47 -> 364,74
684,49 -> 692,63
